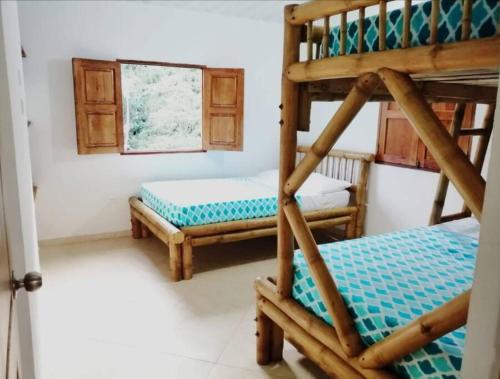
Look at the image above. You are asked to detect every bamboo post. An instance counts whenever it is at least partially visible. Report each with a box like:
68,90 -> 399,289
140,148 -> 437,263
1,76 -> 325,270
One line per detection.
322,16 -> 330,58
307,21 -> 313,61
182,236 -> 193,280
429,103 -> 466,225
169,240 -> 182,282
378,0 -> 387,51
379,68 -> 485,220
131,214 -> 142,239
256,296 -> 273,365
359,290 -> 471,369
284,73 -> 381,197
461,0 -> 472,40
340,12 -> 347,56
258,298 -> 364,378
355,159 -> 371,237
462,104 -> 496,216
402,0 -> 412,48
283,200 -> 364,357
141,223 -> 150,238
358,7 -> 365,53
430,0 -> 440,44
272,3 -> 302,363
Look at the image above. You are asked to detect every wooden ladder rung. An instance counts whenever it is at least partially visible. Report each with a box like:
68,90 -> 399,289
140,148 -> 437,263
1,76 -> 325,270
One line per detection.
439,211 -> 470,223
459,128 -> 487,136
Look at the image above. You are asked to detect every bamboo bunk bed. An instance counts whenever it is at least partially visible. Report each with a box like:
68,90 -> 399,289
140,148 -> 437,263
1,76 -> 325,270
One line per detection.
129,145 -> 374,281
255,1 -> 498,378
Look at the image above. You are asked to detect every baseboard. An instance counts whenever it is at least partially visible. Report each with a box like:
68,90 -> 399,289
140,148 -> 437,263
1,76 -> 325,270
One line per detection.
39,230 -> 131,247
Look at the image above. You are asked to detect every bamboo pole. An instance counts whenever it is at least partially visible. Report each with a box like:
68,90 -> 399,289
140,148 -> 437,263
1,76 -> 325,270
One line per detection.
283,201 -> 364,357
297,145 -> 374,162
461,0 -> 472,40
287,36 -> 500,82
430,0 -> 439,44
402,0 -> 412,48
273,3 -> 302,362
379,68 -> 485,219
190,217 -> 353,247
169,240 -> 182,282
286,0 -> 380,25
255,278 -> 398,379
131,214 -> 142,239
181,206 -> 357,237
256,295 -> 273,365
355,160 -> 371,237
141,223 -> 150,238
359,290 -> 471,369
284,73 -> 381,197
358,7 -> 365,53
182,236 -> 193,280
378,0 -> 387,51
258,298 -> 364,378
307,21 -> 313,61
462,104 -> 496,216
322,16 -> 330,58
429,103 -> 466,225
340,12 -> 347,56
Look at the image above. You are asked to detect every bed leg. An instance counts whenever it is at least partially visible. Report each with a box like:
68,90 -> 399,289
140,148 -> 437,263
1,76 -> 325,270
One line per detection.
141,223 -> 150,238
182,237 -> 193,280
131,213 -> 142,239
270,324 -> 284,361
346,217 -> 356,240
169,241 -> 183,282
256,297 -> 273,365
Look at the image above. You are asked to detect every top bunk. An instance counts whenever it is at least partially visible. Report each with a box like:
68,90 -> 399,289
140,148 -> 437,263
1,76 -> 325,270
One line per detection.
289,0 -> 499,102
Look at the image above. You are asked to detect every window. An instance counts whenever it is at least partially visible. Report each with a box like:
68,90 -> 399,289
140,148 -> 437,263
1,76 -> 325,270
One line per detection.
121,63 -> 202,152
72,58 -> 244,155
376,102 -> 475,172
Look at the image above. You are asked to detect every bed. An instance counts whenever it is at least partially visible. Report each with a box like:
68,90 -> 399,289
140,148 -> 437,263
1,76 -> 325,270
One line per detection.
129,146 -> 374,281
255,0 -> 498,377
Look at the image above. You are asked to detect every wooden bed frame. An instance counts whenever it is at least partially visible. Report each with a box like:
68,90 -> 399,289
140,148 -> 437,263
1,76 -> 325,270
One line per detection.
255,1 -> 498,378
129,145 -> 374,281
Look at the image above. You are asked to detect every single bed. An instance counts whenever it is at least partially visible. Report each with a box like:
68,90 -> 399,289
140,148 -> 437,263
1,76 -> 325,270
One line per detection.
292,218 -> 479,378
129,146 -> 374,281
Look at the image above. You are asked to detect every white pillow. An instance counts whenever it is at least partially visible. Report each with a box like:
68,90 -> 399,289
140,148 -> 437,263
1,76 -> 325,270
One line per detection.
254,169 -> 351,194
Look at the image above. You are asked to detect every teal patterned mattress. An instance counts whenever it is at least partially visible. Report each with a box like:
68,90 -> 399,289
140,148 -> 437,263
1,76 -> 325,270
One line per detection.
292,224 -> 479,379
328,0 -> 499,56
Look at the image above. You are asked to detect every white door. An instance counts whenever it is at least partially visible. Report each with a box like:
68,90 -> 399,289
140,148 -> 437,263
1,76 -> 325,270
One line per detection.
0,1 -> 42,378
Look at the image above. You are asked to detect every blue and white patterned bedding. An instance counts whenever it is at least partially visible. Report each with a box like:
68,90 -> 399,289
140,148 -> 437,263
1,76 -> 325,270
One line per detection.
292,222 -> 479,378
328,0 -> 499,56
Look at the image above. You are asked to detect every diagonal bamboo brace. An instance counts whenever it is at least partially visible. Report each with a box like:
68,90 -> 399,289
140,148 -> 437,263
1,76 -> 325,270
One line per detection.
359,290 -> 470,369
283,200 -> 364,357
284,72 -> 381,197
379,68 -> 485,220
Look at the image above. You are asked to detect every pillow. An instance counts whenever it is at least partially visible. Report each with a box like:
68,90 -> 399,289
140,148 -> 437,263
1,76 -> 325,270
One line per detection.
254,169 -> 351,194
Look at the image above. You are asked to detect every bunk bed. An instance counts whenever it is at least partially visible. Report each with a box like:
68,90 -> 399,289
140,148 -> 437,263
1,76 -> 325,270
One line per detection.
255,0 -> 498,378
129,146 -> 374,281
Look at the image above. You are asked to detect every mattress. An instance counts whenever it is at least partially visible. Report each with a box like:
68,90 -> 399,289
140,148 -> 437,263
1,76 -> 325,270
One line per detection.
328,0 -> 499,56
292,219 -> 479,379
141,177 -> 350,227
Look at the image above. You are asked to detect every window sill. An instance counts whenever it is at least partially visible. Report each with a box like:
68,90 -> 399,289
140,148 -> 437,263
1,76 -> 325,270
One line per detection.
121,149 -> 207,155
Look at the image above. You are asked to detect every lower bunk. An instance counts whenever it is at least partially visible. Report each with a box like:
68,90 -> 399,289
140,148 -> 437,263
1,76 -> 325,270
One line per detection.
255,218 -> 479,378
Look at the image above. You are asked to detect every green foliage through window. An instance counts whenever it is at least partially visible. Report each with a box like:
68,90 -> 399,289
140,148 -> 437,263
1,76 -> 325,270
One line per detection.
121,63 -> 202,151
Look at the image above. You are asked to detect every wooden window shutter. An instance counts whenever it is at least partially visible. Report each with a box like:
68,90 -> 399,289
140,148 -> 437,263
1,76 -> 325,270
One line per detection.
72,58 -> 123,154
202,68 -> 244,151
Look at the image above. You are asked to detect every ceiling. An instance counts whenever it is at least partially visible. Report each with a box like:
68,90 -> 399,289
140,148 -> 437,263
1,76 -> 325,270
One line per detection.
160,1 -> 302,24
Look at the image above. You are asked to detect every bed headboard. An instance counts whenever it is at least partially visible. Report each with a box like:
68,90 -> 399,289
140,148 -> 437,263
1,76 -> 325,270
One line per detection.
295,145 -> 374,237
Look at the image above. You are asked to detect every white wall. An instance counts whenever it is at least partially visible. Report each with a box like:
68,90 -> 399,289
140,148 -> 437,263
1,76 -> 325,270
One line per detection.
299,101 -> 489,235
18,1 -> 284,240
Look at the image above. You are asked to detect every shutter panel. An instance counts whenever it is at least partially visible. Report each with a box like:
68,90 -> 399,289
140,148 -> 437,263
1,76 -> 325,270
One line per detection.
202,68 -> 244,151
72,58 -> 123,154
376,102 -> 419,166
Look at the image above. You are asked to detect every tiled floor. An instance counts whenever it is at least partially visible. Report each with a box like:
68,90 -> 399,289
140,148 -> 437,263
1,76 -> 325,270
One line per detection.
38,235 -> 329,379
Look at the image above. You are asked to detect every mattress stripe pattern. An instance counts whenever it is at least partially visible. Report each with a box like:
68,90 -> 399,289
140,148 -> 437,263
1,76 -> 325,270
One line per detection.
292,226 -> 477,379
328,0 -> 499,56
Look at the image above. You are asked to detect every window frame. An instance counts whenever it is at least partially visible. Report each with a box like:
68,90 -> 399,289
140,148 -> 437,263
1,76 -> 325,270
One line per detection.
117,59 -> 207,155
